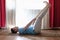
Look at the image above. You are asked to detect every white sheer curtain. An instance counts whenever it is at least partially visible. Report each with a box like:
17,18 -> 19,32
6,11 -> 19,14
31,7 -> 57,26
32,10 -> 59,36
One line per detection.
6,0 -> 49,29
16,0 -> 49,29
6,0 -> 16,29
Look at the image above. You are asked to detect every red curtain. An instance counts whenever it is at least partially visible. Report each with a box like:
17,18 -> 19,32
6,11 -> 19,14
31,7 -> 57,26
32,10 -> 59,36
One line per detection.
49,0 -> 60,28
54,0 -> 60,27
49,0 -> 54,28
0,0 -> 6,28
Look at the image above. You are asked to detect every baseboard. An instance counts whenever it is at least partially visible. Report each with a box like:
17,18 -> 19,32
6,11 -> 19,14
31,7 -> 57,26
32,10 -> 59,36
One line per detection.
41,27 -> 60,30
0,27 -> 7,30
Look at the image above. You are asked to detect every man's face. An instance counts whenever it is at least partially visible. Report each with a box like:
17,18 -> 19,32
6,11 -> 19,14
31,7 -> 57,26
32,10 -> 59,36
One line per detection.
12,27 -> 18,32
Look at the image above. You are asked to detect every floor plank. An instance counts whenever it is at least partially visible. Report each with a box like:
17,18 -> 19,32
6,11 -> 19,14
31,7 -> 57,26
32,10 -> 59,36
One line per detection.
0,29 -> 60,40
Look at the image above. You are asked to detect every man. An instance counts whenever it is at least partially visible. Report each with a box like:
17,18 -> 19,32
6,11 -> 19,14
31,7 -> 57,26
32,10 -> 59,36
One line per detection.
11,1 -> 50,35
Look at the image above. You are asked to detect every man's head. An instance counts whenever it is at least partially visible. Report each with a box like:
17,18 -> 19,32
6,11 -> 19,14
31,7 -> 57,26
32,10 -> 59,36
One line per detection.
11,27 -> 18,33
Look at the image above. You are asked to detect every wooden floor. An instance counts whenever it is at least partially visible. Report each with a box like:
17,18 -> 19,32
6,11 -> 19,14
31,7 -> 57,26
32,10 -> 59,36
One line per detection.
0,29 -> 60,40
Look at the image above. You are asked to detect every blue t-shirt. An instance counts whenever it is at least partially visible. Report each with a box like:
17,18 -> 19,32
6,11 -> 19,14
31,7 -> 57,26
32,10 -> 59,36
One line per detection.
18,25 -> 37,35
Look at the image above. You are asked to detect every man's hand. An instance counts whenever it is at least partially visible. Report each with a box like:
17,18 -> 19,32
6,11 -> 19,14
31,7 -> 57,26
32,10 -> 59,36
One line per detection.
23,26 -> 28,31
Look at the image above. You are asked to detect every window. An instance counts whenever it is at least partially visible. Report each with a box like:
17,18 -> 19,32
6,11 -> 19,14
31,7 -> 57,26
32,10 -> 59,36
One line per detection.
6,0 -> 48,28
6,0 -> 15,10
16,0 -> 48,28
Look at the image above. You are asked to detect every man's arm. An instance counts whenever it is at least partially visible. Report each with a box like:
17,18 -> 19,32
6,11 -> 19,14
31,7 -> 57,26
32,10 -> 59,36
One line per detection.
24,18 -> 36,30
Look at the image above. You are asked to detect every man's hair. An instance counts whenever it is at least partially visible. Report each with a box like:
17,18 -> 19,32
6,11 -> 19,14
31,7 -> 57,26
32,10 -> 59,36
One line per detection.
11,28 -> 17,33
